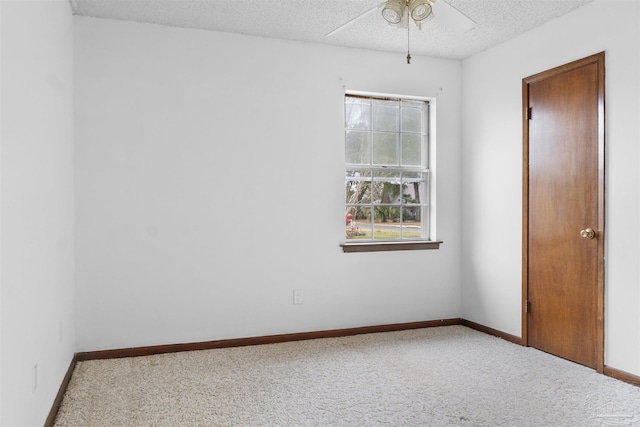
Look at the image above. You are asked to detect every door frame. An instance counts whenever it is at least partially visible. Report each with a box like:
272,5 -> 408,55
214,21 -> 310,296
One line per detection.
521,52 -> 605,373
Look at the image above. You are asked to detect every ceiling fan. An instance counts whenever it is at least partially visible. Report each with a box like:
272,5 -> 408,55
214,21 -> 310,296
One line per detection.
325,0 -> 476,63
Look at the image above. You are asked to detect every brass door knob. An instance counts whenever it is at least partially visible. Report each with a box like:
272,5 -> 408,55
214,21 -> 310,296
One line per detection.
580,228 -> 596,239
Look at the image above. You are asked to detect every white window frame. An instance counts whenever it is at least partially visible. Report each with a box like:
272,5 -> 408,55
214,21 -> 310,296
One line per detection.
341,90 -> 440,253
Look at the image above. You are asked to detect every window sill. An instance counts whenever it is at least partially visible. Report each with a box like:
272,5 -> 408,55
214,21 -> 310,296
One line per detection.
340,240 -> 442,253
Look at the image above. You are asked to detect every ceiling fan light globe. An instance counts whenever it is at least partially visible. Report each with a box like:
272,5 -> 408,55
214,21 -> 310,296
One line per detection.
409,0 -> 433,22
382,0 -> 404,24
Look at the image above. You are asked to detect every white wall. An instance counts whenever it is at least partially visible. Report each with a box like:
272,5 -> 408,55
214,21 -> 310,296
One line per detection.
1,3 -> 4,422
0,0 -> 76,425
461,0 -> 640,375
74,17 -> 463,352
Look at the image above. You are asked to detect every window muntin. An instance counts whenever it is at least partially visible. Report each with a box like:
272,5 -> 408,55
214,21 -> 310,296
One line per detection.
345,94 -> 430,242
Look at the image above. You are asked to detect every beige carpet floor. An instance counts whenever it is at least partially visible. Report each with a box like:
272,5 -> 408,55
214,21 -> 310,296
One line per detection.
54,326 -> 640,426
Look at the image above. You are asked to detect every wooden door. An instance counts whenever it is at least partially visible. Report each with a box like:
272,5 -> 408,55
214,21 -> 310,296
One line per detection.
522,52 -> 605,371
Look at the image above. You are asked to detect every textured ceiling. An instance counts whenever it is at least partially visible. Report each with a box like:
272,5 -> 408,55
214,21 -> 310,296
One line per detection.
70,0 -> 594,60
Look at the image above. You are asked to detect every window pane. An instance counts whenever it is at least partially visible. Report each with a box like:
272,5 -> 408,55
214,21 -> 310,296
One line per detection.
401,106 -> 422,133
401,172 -> 423,205
401,134 -> 421,166
346,206 -> 371,240
372,171 -> 401,205
372,133 -> 398,165
401,206 -> 422,238
345,170 -> 371,205
373,207 -> 401,239
373,100 -> 400,132
345,98 -> 371,130
346,131 -> 370,165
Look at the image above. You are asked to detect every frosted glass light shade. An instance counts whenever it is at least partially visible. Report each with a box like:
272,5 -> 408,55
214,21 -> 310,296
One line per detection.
382,0 -> 404,24
409,0 -> 433,21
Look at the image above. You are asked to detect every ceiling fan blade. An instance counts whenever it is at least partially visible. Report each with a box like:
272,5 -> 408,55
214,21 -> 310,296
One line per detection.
433,0 -> 476,33
325,2 -> 385,37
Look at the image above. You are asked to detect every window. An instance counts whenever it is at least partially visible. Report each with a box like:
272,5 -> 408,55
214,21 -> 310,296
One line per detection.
342,92 -> 439,252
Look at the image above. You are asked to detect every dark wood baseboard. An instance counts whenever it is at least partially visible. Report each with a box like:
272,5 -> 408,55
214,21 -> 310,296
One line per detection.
461,319 -> 522,345
604,365 -> 640,387
44,353 -> 78,427
77,318 -> 463,361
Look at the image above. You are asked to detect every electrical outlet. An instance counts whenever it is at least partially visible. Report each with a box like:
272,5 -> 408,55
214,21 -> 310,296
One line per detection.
293,289 -> 304,305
